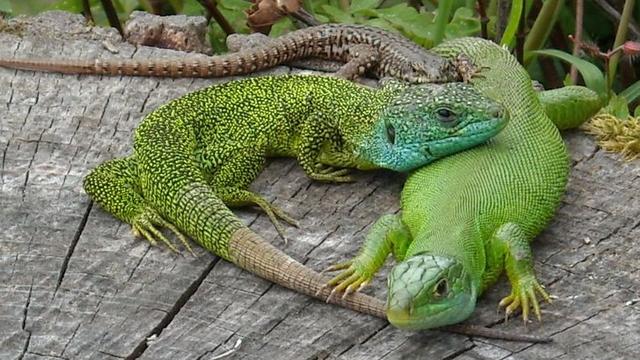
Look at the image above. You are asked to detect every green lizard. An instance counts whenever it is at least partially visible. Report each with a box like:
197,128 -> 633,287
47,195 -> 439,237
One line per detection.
324,38 -> 603,330
82,74 -> 511,327
83,75 -> 505,247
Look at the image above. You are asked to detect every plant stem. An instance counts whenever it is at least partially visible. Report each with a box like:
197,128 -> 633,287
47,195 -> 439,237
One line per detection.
99,0 -> 123,36
570,0 -> 584,84
196,0 -> 235,35
593,0 -> 640,40
81,0 -> 93,23
608,0 -> 636,91
433,0 -> 455,45
476,0 -> 489,39
523,0 -> 563,66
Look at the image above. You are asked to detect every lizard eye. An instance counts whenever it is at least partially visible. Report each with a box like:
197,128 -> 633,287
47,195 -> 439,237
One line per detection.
436,108 -> 458,127
386,123 -> 396,145
433,279 -> 448,298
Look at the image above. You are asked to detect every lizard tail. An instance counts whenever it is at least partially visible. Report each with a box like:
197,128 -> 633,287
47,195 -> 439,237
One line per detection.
0,58 -> 101,75
0,43 -> 301,77
0,57 -> 229,77
228,227 -> 387,318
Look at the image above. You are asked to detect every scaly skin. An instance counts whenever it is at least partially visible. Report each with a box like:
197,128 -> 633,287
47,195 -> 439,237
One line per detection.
83,75 -> 507,325
0,24 -> 467,83
326,38 -> 603,330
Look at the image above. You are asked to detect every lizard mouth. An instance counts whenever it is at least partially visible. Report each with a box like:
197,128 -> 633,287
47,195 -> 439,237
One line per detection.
427,117 -> 505,158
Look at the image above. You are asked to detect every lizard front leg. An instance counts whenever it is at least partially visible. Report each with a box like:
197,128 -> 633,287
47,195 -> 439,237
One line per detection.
491,223 -> 551,323
83,156 -> 192,253
297,116 -> 355,182
335,44 -> 379,80
324,214 -> 412,298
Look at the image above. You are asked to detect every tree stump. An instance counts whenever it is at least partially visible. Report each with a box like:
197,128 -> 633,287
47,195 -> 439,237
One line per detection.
1,11 -> 638,360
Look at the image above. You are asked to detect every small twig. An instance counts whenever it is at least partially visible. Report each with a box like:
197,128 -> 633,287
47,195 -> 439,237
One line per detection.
196,0 -> 235,35
81,0 -> 94,23
289,7 -> 321,27
570,0 -> 584,84
592,0 -> 640,40
99,0 -> 123,36
148,0 -> 166,14
476,0 -> 489,39
339,0 -> 350,12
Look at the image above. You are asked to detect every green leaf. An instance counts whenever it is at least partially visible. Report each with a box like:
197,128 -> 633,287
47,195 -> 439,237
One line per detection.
0,0 -> 11,13
351,0 -> 381,12
119,0 -> 141,14
219,0 -> 252,11
619,80 -> 640,104
269,17 -> 296,37
50,0 -> 84,13
532,49 -> 606,98
445,7 -> 480,39
374,5 -> 435,47
354,8 -> 379,17
634,105 -> 640,117
361,18 -> 399,33
604,94 -> 629,119
373,3 -> 423,25
319,4 -> 355,23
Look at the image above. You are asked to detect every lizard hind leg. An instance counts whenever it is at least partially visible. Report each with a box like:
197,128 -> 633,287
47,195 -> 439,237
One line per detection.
83,157 -> 193,254
205,145 -> 299,242
215,187 -> 298,242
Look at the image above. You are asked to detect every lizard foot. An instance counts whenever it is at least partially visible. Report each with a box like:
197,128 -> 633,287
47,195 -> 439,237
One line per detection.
216,188 -> 299,243
309,165 -> 355,182
453,53 -> 489,83
323,260 -> 372,301
252,198 -> 299,243
131,208 -> 194,255
498,275 -> 551,325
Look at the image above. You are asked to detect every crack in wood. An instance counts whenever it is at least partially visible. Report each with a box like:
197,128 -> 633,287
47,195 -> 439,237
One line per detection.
54,201 -> 93,296
124,258 -> 220,360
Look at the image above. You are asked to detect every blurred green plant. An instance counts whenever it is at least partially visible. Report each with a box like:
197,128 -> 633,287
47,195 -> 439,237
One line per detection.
4,0 -> 639,114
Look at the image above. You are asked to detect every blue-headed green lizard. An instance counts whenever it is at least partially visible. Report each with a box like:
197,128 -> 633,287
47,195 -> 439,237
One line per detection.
324,39 -> 603,330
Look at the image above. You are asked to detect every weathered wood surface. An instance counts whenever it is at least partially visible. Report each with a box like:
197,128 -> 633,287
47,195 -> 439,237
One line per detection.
1,11 -> 638,360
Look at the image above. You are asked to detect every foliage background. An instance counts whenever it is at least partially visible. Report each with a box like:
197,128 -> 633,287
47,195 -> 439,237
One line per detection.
1,0 -> 638,114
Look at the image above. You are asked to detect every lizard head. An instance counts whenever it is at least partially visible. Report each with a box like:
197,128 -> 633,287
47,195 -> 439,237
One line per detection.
358,82 -> 508,172
386,254 -> 477,330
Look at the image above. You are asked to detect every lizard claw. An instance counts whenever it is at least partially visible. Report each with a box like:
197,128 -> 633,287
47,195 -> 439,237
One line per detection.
498,275 -> 551,324
453,53 -> 489,83
322,260 -> 352,273
324,260 -> 373,298
132,208 -> 194,255
237,194 -> 298,243
310,164 -> 355,182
